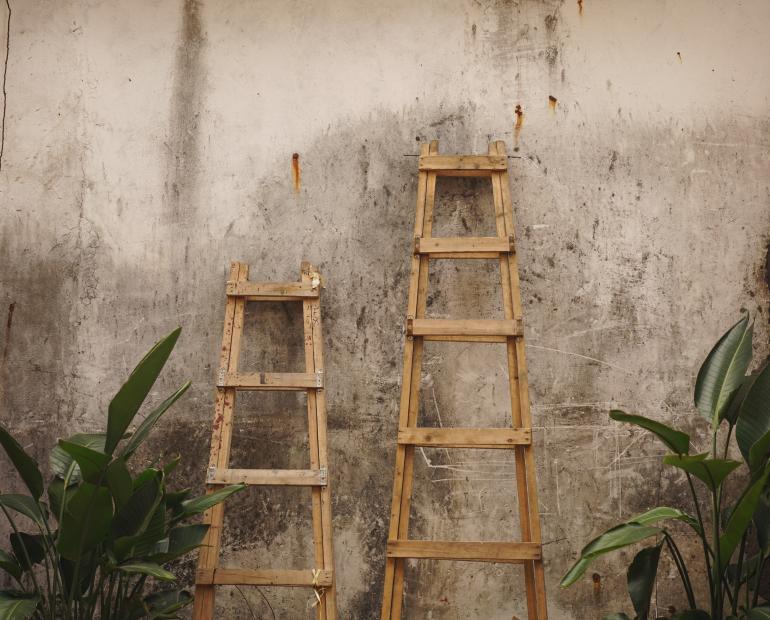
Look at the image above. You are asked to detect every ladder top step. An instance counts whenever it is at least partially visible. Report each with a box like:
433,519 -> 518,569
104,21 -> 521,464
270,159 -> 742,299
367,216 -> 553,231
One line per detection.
207,467 -> 328,487
398,428 -> 531,448
407,318 -> 522,340
227,280 -> 319,300
196,568 -> 333,588
419,154 -> 507,173
414,236 -> 514,257
386,540 -> 541,563
218,371 -> 323,390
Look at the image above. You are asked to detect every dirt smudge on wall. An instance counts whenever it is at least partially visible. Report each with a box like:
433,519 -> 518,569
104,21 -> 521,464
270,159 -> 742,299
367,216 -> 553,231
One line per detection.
164,0 -> 205,221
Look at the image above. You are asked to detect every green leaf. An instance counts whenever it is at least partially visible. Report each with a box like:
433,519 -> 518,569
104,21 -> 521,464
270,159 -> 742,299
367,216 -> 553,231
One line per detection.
0,550 -> 21,580
0,496 -> 47,528
177,484 -> 246,518
610,410 -> 690,454
749,607 -> 770,619
9,533 -> 45,571
560,523 -> 661,587
112,471 -> 162,540
0,592 -> 40,619
106,328 -> 181,455
56,440 -> 110,483
50,433 -> 106,483
150,524 -> 208,563
720,462 -> 770,568
695,316 -> 752,427
627,542 -> 662,620
738,363 -> 770,465
626,506 -> 700,532
105,458 -> 133,509
663,454 -> 741,491
0,426 -> 43,500
117,561 -> 175,582
749,427 -> 770,473
142,590 -> 193,619
57,483 -> 114,561
165,488 -> 191,510
670,612 -> 711,620
46,479 -> 76,523
114,500 -> 167,561
724,373 -> 759,426
120,382 -> 190,460
162,454 -> 181,477
755,493 -> 770,553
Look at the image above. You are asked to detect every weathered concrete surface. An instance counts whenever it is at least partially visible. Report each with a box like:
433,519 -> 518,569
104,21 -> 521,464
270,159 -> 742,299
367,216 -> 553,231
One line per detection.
1,0 -> 770,617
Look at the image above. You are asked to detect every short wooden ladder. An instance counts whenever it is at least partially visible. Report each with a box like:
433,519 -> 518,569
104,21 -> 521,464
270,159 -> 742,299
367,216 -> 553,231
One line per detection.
193,261 -> 337,619
380,140 -> 548,619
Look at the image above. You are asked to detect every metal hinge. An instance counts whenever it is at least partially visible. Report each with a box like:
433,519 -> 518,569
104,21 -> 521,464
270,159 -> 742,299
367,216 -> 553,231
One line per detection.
319,467 -> 328,486
315,369 -> 324,389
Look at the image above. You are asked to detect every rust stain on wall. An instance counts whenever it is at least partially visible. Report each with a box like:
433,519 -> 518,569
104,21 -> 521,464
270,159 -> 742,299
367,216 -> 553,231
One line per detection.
514,104 -> 524,143
548,95 -> 558,112
292,152 -> 301,193
578,0 -> 584,15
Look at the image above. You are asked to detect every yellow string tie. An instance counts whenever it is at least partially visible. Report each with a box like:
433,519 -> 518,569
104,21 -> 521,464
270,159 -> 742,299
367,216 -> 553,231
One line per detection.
310,569 -> 326,607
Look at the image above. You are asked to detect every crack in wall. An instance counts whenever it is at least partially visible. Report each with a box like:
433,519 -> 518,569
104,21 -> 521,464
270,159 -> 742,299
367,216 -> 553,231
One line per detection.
0,0 -> 11,172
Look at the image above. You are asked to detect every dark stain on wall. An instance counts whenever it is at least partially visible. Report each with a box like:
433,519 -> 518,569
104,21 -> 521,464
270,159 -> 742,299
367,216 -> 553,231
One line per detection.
164,0 -> 205,221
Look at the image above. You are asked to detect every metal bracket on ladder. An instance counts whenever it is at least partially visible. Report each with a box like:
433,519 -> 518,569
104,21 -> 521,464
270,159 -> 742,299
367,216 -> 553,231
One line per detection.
193,261 -> 337,620
380,140 -> 548,619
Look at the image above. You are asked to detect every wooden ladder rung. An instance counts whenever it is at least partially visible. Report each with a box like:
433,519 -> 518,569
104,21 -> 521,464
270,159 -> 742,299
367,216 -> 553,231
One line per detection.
397,428 -> 531,448
226,281 -> 319,300
217,371 -> 323,390
196,568 -> 334,588
207,467 -> 327,486
386,540 -> 542,563
407,318 -> 521,341
418,154 -> 507,176
414,236 -> 514,258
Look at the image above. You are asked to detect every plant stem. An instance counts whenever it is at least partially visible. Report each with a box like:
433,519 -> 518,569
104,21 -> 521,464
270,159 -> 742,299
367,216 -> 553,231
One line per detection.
753,553 -> 767,608
0,504 -> 45,609
731,530 -> 748,615
686,472 -> 715,599
664,532 -> 697,608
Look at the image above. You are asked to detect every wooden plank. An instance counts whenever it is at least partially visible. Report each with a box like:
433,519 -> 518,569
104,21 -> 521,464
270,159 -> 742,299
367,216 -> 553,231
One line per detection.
219,371 -> 322,390
408,318 -> 521,337
419,154 -> 507,172
207,468 -> 327,486
414,236 -> 513,256
226,280 -> 319,299
397,428 -> 531,448
197,568 -> 333,588
386,540 -> 542,563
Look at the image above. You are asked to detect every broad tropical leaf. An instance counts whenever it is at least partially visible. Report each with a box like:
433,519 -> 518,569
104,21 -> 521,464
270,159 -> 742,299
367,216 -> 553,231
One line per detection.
177,484 -> 246,518
749,427 -> 770,474
49,433 -> 106,483
117,561 -> 175,582
106,328 -> 181,455
719,462 -> 770,568
114,500 -> 167,561
737,363 -> 770,465
755,493 -> 770,553
0,592 -> 40,619
749,607 -> 770,619
120,381 -> 191,459
142,590 -> 193,619
46,479 -> 76,523
57,483 -> 114,561
610,410 -> 689,454
0,495 -> 47,528
0,550 -> 21,580
105,458 -> 133,509
560,523 -> 661,587
56,440 -> 110,483
724,373 -> 759,426
150,524 -> 208,563
663,454 -> 741,490
9,533 -> 45,571
627,542 -> 662,620
0,426 -> 43,500
112,471 -> 162,539
695,316 -> 752,427
627,506 -> 700,533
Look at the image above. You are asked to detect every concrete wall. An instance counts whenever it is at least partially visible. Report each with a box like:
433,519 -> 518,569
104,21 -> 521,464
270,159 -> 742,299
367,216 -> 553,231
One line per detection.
1,0 -> 770,617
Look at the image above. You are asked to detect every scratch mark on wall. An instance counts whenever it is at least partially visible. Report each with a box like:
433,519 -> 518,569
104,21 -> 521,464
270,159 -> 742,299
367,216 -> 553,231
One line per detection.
526,344 -> 634,374
2,301 -> 14,363
0,0 -> 11,173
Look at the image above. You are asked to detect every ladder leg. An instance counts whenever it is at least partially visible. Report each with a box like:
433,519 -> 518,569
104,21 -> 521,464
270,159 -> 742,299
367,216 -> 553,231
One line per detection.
491,140 -> 548,619
193,261 -> 249,620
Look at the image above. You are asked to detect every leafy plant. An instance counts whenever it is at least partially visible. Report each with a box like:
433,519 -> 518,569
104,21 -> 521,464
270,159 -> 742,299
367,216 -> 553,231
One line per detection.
0,328 -> 244,619
561,316 -> 770,619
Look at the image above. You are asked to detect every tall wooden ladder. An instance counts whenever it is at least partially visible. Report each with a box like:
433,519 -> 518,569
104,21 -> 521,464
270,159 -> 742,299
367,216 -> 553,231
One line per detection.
193,261 -> 337,620
380,140 -> 548,619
